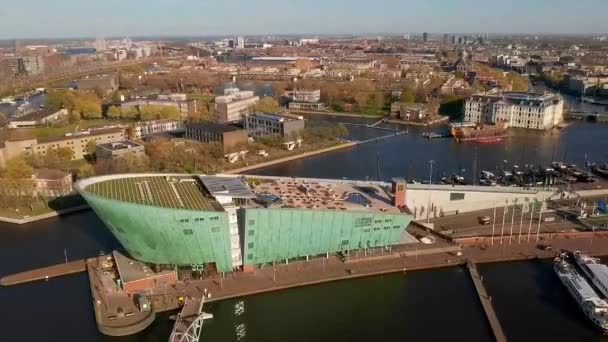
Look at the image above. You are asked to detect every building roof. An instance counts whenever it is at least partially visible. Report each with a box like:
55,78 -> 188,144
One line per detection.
34,168 -> 71,180
84,175 -> 223,211
247,112 -> 303,122
246,176 -> 400,213
112,251 -> 158,284
199,176 -> 257,199
97,140 -> 143,151
10,108 -> 63,123
38,128 -> 123,143
186,121 -> 243,134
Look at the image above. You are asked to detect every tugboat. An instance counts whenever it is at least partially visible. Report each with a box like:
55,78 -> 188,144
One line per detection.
554,253 -> 608,333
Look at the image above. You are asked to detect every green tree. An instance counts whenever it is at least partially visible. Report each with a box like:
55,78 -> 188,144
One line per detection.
253,97 -> 280,113
159,106 -> 181,119
122,106 -> 140,119
107,105 -> 122,119
400,87 -> 416,103
85,140 -> 97,156
79,100 -> 102,119
112,90 -> 124,103
68,111 -> 81,124
139,105 -> 162,121
3,156 -> 33,180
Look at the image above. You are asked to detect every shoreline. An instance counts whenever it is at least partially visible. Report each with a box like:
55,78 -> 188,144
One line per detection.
0,205 -> 90,225
224,141 -> 359,174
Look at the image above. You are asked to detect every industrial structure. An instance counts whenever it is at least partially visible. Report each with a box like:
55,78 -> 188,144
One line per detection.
76,174 -> 413,274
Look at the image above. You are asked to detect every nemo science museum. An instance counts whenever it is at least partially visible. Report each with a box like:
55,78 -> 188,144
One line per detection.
76,174 -> 414,274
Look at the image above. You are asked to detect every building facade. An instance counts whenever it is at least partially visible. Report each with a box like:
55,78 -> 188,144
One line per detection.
214,91 -> 260,123
33,168 -> 73,197
185,121 -> 248,154
464,92 -> 564,130
244,113 -> 305,137
96,140 -> 146,161
129,119 -> 182,139
121,99 -> 196,119
76,175 -> 413,273
0,128 -> 125,168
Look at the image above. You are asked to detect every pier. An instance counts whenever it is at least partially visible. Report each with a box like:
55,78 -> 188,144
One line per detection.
468,261 -> 507,342
0,259 -> 86,286
169,296 -> 212,342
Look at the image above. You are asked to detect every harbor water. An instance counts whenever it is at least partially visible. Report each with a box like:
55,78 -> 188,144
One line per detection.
0,112 -> 608,340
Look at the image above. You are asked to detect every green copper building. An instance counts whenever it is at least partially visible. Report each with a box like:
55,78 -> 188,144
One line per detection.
76,174 -> 413,273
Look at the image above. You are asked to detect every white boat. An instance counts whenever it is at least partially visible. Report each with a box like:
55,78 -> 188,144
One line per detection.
574,251 -> 608,300
0,97 -> 16,105
554,254 -> 608,333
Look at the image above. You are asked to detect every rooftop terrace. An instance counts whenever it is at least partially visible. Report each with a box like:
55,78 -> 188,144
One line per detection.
84,175 -> 223,211
246,176 -> 400,214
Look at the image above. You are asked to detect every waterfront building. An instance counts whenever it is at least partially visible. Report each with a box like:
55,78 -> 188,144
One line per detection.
185,121 -> 248,154
96,140 -> 145,161
464,92 -> 564,130
422,32 -> 429,42
0,128 -> 125,168
244,112 -> 305,138
8,108 -> 68,128
214,91 -> 260,123
76,175 -> 413,273
390,103 -> 429,121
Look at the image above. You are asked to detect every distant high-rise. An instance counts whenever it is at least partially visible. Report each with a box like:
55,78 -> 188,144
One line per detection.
403,33 -> 411,41
451,35 -> 458,44
422,32 -> 428,42
228,39 -> 235,49
13,39 -> 21,55
443,34 -> 449,44
93,37 -> 106,51
236,36 -> 245,49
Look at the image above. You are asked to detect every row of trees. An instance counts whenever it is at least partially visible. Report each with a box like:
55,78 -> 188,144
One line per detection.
46,90 -> 103,119
106,104 -> 181,121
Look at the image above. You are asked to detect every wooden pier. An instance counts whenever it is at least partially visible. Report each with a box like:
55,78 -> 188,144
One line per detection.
468,261 -> 507,342
0,259 -> 86,286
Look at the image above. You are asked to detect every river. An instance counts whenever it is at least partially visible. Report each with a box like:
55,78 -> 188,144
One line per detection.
1,105 -> 608,341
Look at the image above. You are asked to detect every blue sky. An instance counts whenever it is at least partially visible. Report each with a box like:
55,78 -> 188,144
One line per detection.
1,0 -> 607,39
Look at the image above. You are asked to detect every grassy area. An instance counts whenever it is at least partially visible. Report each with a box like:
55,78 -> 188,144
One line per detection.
86,176 -> 222,210
0,194 -> 86,219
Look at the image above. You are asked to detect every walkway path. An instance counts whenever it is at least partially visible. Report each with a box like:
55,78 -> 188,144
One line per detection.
468,261 -> 507,342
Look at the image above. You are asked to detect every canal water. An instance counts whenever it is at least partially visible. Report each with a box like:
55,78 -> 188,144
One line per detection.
0,112 -> 608,340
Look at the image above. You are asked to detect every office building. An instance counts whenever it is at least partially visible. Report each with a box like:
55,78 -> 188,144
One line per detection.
422,32 -> 429,42
0,128 -> 125,168
464,92 -> 564,130
236,36 -> 245,49
96,140 -> 146,161
129,119 -> 182,139
214,91 -> 259,123
185,121 -> 248,154
244,113 -> 305,138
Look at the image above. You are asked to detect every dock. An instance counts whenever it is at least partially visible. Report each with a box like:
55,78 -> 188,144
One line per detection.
0,259 -> 86,286
468,261 -> 507,342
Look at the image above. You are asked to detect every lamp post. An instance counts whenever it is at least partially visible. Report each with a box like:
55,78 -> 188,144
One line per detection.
426,160 -> 434,223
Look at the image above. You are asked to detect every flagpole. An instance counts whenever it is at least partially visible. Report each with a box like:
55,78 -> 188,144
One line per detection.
527,200 -> 535,243
501,201 -> 507,245
509,199 -> 516,244
518,198 -> 526,243
536,199 -> 545,243
491,201 -> 497,246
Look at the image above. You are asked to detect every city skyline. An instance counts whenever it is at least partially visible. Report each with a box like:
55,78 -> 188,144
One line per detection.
2,0 -> 608,39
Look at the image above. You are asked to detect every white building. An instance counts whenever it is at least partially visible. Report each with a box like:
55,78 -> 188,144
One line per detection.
236,36 -> 245,49
465,92 -> 564,130
214,91 -> 260,123
292,89 -> 321,103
